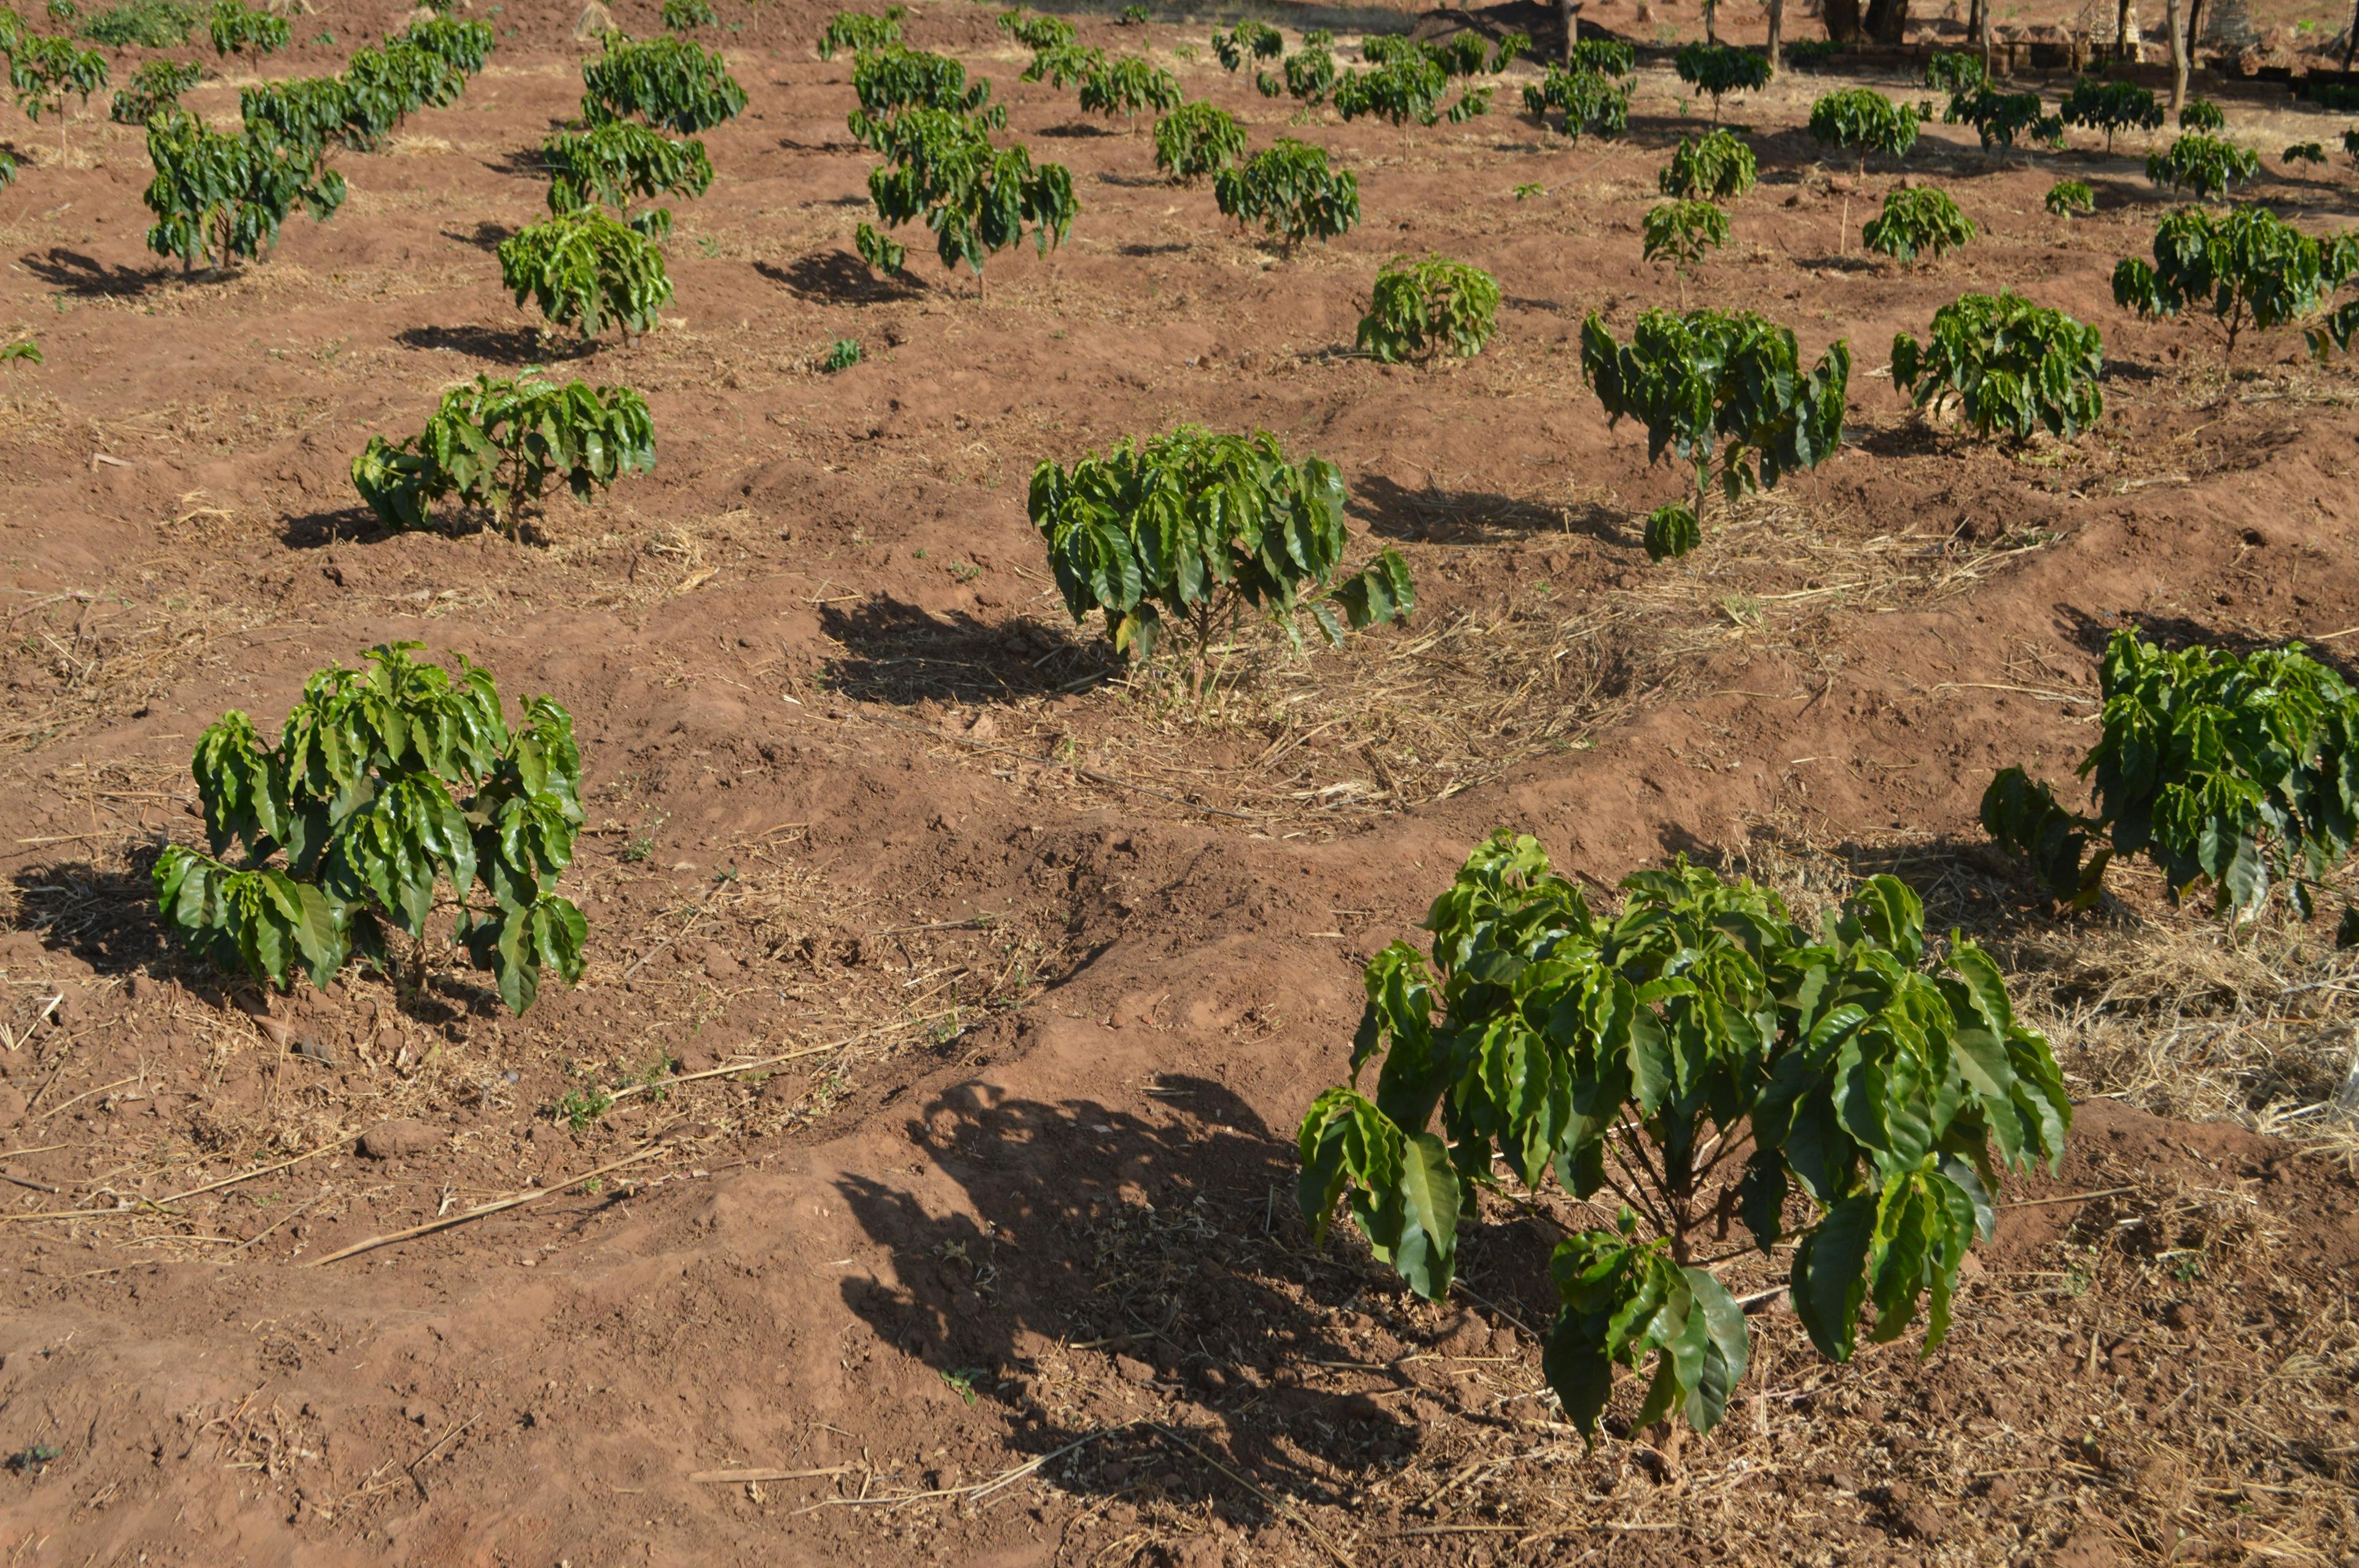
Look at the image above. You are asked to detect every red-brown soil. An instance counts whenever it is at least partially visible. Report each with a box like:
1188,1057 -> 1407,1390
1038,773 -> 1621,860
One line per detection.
0,4 -> 2354,1563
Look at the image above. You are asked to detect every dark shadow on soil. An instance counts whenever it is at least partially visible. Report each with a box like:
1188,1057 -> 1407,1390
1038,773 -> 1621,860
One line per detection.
1038,120 -> 1116,138
834,1077 -> 1560,1513
2056,604 -> 2359,684
280,504 -> 387,550
394,324 -> 578,365
1117,241 -> 1191,257
10,858 -> 176,980
440,220 -> 517,252
18,248 -> 174,298
483,148 -> 549,179
818,595 -> 1117,705
757,251 -> 920,303
1352,471 -> 1630,548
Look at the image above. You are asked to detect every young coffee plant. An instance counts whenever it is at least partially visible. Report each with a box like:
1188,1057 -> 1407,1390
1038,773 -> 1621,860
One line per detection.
1078,55 -> 1179,119
2112,204 -> 2353,357
1568,37 -> 1635,77
1924,49 -> 1985,96
2057,76 -> 2161,153
338,40 -> 466,149
1641,199 -> 1728,304
1522,64 -> 1629,141
2044,177 -> 2095,217
238,76 -> 354,159
1119,4 -> 1147,23
1673,42 -> 1770,123
1985,630 -> 2359,920
76,0 -> 194,47
398,15 -> 495,74
1580,306 -> 1849,561
998,7 -> 1073,52
7,33 -> 106,155
1301,835 -> 2070,1440
1334,55 -> 1479,127
582,33 -> 746,133
497,206 -> 674,342
1210,18 -> 1278,71
1807,87 -> 1920,173
154,643 -> 589,1015
1266,42 -> 1335,107
1213,138 -> 1359,252
544,119 -> 711,233
1022,41 -> 1102,89
2346,126 -> 2359,167
823,337 -> 862,370
1946,88 -> 2060,152
143,111 -> 344,273
352,371 -> 655,537
1657,127 -> 1755,202
1152,99 -> 1243,183
2285,141 -> 2326,166
855,106 -> 1076,289
1891,292 -> 2103,444
1862,186 -> 1974,265
2145,133 -> 2259,200
1355,255 -> 1499,364
2179,96 -> 2225,132
662,0 -> 716,31
851,45 -> 999,133
109,57 -> 199,123
206,0 -> 283,55
1026,427 -> 1413,682
819,7 -> 902,59
0,335 -> 38,363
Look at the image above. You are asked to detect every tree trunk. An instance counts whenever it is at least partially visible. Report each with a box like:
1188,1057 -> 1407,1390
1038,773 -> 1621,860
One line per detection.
2165,0 -> 2188,109
1825,0 -> 1861,42
1975,0 -> 1992,66
1560,0 -> 1576,58
1863,0 -> 1910,45
2185,0 -> 2205,63
1704,0 -> 1718,44
2345,0 -> 2358,71
2116,0 -> 2133,61
1766,0 -> 1784,69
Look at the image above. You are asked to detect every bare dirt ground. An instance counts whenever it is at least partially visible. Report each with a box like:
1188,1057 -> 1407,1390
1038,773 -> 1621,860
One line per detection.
0,2 -> 2355,1563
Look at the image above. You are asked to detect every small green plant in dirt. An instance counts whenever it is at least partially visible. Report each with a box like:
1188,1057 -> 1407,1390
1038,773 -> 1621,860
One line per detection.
1946,88 -> 2061,153
1152,99 -> 1243,184
1078,54 -> 1179,119
497,206 -> 674,342
999,7 -> 1074,52
1355,254 -> 1498,364
582,33 -> 746,133
1210,18 -> 1280,71
1301,834 -> 2070,1440
2057,76 -> 2160,154
1513,181 -> 1543,200
1641,199 -> 1727,303
2145,133 -> 2259,201
2178,97 -> 2225,132
661,0 -> 715,31
1022,41 -> 1101,90
823,337 -> 862,371
853,107 -> 1075,291
2045,177 -> 2095,217
0,337 -> 39,364
142,111 -> 344,273
850,45 -> 1000,136
1673,41 -> 1770,123
154,643 -> 589,1015
1118,4 -> 1148,24
0,150 -> 12,189
1891,292 -> 2103,444
1027,427 -> 1412,684
2285,141 -> 2326,166
2112,204 -> 2355,359
397,14 -> 495,74
1924,49 -> 1985,97
1658,127 -> 1754,202
351,371 -> 655,537
1985,630 -> 2359,921
1807,87 -> 1920,173
8,33 -> 106,155
206,0 -> 283,54
1214,138 -> 1358,252
1862,186 -> 1974,265
544,119 -> 711,234
1334,54 -> 1488,127
1261,42 -> 1334,107
1579,306 -> 1850,561
818,7 -> 902,60
338,41 -> 468,149
4,1444 -> 60,1473
77,0 -> 192,46
1567,37 -> 1634,77
1522,64 -> 1629,141
109,57 -> 200,124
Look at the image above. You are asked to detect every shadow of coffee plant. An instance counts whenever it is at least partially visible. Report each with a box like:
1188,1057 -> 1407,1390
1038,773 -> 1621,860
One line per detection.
1352,471 -> 1629,548
439,220 -> 517,252
2054,604 -> 2358,679
759,250 -> 920,304
819,596 -> 1117,706
394,323 -> 582,366
834,1077 -> 1559,1514
280,503 -> 389,550
19,248 -> 172,299
11,856 -> 178,981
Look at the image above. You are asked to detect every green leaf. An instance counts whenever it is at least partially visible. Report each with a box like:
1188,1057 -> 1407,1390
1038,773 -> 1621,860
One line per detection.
1793,1192 -> 1876,1360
